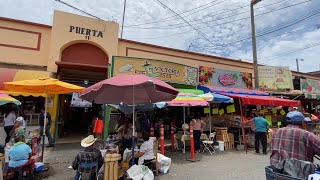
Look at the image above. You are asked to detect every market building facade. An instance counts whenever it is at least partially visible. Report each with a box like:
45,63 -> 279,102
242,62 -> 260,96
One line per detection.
1,11 -> 320,141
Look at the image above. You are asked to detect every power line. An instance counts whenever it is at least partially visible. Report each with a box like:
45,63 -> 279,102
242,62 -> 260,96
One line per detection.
125,0 -> 228,27
153,0 -> 217,47
132,0 -> 313,40
126,0 -> 311,29
259,41 -> 320,62
199,8 -> 320,48
54,0 -> 102,20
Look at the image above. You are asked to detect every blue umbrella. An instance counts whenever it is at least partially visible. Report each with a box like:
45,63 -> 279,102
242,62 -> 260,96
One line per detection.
286,111 -> 305,122
198,93 -> 233,103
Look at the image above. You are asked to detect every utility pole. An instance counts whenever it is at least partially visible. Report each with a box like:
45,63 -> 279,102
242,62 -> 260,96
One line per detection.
296,58 -> 304,72
250,0 -> 261,89
120,0 -> 127,39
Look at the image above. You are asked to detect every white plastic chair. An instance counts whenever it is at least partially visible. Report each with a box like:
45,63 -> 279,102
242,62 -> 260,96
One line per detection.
202,132 -> 216,155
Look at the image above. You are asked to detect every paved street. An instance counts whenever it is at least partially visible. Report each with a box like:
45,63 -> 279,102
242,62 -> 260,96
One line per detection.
36,143 -> 269,180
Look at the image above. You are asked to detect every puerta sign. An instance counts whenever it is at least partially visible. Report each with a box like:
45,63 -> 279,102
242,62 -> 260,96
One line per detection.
199,66 -> 253,89
112,56 -> 198,86
69,26 -> 103,38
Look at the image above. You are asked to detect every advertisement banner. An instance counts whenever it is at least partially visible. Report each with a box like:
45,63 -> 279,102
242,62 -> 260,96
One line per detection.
300,79 -> 320,93
258,66 -> 293,90
70,92 -> 92,108
112,56 -> 198,86
198,66 -> 253,89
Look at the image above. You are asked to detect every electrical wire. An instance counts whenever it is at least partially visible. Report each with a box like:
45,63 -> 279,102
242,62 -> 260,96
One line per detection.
126,0 -> 311,29
126,0 -> 229,27
54,0 -> 102,20
259,41 -> 320,62
153,0 -> 217,46
133,1 -> 313,40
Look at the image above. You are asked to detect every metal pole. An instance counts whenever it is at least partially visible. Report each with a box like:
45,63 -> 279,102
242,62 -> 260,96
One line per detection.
296,58 -> 300,72
41,94 -> 48,162
250,2 -> 259,89
120,0 -> 127,39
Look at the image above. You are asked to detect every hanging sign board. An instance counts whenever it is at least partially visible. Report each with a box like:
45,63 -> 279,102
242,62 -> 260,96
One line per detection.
113,56 -> 198,86
70,92 -> 92,108
198,66 -> 252,89
258,66 -> 293,91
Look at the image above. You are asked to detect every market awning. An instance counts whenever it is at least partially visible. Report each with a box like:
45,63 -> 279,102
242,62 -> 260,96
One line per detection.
0,68 -> 52,97
220,93 -> 301,107
198,85 -> 268,96
177,88 -> 204,95
304,93 -> 320,100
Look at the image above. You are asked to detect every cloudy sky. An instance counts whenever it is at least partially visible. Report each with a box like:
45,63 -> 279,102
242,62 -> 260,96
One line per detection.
1,0 -> 320,73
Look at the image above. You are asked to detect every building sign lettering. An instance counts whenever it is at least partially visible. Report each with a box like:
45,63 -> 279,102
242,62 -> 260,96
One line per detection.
69,26 -> 103,38
113,56 -> 198,86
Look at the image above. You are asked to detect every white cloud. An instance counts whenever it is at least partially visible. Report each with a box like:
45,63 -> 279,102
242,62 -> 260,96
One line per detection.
0,0 -> 319,72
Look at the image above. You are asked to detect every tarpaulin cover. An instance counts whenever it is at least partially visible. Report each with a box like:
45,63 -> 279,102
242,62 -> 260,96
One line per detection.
271,158 -> 319,179
219,93 -> 301,107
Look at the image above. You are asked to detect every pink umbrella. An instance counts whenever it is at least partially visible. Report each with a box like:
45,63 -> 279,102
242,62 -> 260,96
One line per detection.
79,74 -> 178,165
80,74 -> 178,105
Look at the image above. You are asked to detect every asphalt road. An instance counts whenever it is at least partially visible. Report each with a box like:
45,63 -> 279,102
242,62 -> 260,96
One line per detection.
36,143 -> 270,180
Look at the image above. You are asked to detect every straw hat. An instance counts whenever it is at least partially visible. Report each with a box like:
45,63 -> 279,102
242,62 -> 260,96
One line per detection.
81,135 -> 97,148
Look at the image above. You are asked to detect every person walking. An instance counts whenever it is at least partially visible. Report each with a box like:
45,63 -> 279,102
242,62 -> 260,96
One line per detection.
190,115 -> 206,153
251,112 -> 269,154
270,114 -> 320,165
4,108 -> 16,144
39,108 -> 54,147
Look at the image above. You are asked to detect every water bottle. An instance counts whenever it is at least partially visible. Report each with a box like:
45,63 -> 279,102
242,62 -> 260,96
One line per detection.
105,138 -> 110,148
308,171 -> 320,180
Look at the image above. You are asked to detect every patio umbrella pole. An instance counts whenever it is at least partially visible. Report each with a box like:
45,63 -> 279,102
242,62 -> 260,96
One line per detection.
41,93 -> 48,162
131,85 -> 135,166
209,103 -> 211,134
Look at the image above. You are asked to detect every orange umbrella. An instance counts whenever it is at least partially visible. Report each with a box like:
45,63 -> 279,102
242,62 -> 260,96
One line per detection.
4,77 -> 84,161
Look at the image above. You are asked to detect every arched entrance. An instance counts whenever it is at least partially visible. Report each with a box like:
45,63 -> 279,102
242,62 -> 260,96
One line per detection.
55,43 -> 108,142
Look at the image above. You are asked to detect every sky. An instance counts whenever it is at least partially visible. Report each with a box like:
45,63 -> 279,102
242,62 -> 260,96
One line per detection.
1,0 -> 320,73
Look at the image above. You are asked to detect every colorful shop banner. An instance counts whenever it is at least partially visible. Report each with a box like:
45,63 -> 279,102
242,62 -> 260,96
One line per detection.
198,66 -> 252,89
258,66 -> 293,91
112,56 -> 198,86
300,79 -> 320,94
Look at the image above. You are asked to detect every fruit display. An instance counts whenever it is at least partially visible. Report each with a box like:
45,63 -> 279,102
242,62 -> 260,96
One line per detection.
241,72 -> 253,89
301,79 -> 320,93
198,66 -> 214,85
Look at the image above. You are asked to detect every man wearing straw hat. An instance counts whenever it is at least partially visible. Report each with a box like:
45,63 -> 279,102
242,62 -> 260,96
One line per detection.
72,135 -> 103,180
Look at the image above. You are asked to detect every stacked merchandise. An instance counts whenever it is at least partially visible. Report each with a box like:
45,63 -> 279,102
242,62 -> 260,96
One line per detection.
214,127 -> 234,150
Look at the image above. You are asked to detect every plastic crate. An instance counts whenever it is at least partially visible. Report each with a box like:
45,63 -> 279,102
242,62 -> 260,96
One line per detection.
265,166 -> 304,180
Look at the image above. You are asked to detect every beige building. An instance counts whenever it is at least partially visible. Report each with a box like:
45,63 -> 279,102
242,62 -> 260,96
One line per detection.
0,11 -> 319,139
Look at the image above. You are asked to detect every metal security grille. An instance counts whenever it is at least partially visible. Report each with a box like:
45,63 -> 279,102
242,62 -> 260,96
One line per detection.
58,68 -> 107,86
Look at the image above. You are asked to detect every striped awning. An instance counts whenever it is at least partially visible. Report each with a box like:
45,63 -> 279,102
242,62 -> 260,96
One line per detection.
198,85 -> 268,96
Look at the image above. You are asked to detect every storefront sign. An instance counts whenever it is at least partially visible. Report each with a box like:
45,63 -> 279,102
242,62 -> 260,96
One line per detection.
300,79 -> 320,93
69,26 -> 103,38
258,66 -> 293,91
112,56 -> 198,86
198,66 -> 252,89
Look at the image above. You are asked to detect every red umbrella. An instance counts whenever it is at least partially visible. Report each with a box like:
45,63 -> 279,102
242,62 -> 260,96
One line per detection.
79,74 -> 178,165
80,74 -> 178,104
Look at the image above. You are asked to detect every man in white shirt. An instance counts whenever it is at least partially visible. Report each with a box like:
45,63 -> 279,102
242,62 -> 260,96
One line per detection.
133,132 -> 155,165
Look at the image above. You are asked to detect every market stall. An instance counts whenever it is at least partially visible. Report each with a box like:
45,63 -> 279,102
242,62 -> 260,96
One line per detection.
198,85 -> 301,152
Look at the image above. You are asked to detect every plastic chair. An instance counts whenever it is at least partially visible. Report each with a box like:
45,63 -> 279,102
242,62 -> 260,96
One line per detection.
202,132 -> 216,155
78,162 -> 98,180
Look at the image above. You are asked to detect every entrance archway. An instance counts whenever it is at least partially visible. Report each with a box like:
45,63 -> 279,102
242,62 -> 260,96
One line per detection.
55,43 -> 108,142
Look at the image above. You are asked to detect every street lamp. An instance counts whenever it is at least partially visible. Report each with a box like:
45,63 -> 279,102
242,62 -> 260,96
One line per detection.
296,58 -> 304,72
251,0 -> 262,89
